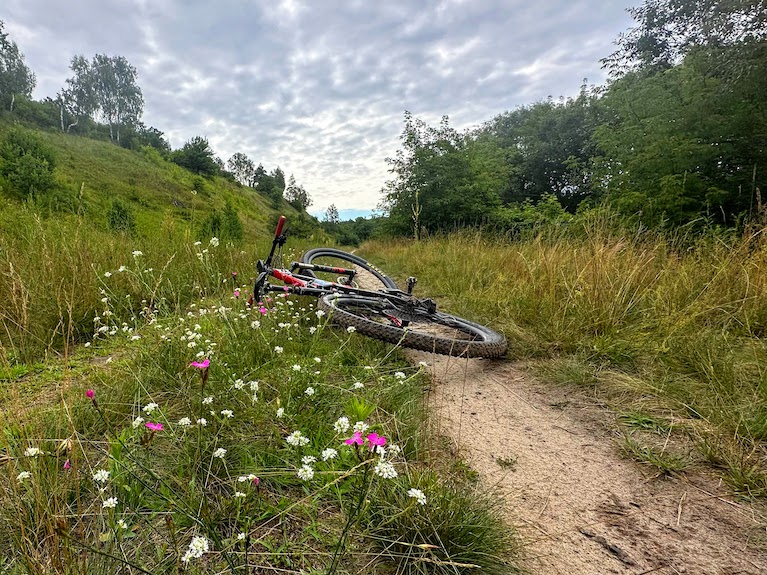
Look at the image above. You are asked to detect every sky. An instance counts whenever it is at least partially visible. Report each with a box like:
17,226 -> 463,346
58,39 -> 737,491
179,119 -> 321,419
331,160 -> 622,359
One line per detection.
3,0 -> 637,217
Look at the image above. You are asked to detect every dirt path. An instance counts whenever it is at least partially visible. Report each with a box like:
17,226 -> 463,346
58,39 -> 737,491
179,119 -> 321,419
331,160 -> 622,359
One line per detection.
411,352 -> 767,575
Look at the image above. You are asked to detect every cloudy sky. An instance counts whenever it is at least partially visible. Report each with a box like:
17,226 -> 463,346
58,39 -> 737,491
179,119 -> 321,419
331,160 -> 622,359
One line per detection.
4,0 -> 636,218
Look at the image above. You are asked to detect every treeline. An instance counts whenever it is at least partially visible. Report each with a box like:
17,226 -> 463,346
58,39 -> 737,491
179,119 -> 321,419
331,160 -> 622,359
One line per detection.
381,0 -> 767,236
0,20 -> 313,215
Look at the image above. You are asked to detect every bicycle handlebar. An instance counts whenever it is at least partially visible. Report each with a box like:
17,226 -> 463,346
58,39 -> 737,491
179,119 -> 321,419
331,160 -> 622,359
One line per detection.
274,215 -> 286,238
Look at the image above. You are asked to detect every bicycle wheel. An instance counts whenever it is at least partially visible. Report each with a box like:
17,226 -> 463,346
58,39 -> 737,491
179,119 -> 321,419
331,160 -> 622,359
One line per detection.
299,248 -> 398,292
319,294 -> 507,358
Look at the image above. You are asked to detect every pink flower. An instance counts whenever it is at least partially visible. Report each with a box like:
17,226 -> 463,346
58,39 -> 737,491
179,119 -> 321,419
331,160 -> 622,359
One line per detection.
252,476 -> 260,486
145,422 -> 163,432
86,389 -> 95,399
232,271 -> 238,277
190,359 -> 210,369
63,459 -> 71,470
344,431 -> 364,446
259,306 -> 267,315
234,289 -> 240,298
366,432 -> 387,451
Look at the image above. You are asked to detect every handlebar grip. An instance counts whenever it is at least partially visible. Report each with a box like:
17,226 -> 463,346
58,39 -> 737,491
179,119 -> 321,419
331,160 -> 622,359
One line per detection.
274,216 -> 286,237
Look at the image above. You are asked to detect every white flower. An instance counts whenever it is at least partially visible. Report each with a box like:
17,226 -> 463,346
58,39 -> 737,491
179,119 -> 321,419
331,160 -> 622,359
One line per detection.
142,403 -> 159,415
234,491 -> 246,498
24,447 -> 42,457
387,444 -> 402,457
274,346 -> 283,354
352,381 -> 364,390
118,265 -> 127,273
209,237 -> 219,247
297,465 -> 314,481
16,471 -> 31,481
178,417 -> 192,427
117,519 -> 129,529
321,448 -> 338,461
202,396 -> 213,405
131,334 -> 141,341
102,497 -> 118,509
373,460 -> 398,479
250,320 -> 261,329
292,364 -> 302,372
304,386 -> 315,396
220,410 -> 234,418
333,417 -> 350,434
212,448 -> 227,459
132,250 -> 143,257
394,372 -> 406,379
276,407 -> 285,419
84,342 -> 91,348
194,241 -> 202,246
309,326 -> 317,334
237,532 -> 246,540
314,357 -> 322,363
181,536 -> 209,563
92,469 -> 110,483
103,271 -> 112,278
197,418 -> 207,427
407,488 -> 427,505
353,421 -> 369,433
233,379 -> 245,390
301,455 -> 317,465
249,380 -> 259,392
286,430 -> 310,447
132,416 -> 145,429
418,361 -> 428,368
346,326 -> 356,333
315,310 -> 325,318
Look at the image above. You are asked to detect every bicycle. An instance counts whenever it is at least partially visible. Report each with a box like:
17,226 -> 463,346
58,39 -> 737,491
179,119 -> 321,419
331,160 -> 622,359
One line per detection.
250,216 -> 507,358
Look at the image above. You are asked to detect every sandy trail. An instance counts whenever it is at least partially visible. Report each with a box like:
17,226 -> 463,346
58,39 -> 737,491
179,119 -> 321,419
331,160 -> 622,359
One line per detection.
411,352 -> 767,575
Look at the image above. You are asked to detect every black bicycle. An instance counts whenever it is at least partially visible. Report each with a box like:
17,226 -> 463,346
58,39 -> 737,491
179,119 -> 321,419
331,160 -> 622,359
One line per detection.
251,216 -> 507,358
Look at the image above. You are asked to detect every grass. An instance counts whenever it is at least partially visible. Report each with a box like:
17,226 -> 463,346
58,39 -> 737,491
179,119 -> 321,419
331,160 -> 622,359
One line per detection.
364,223 -> 767,496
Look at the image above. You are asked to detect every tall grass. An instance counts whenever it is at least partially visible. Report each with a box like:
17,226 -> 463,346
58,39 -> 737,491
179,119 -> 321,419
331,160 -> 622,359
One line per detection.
366,223 -> 767,496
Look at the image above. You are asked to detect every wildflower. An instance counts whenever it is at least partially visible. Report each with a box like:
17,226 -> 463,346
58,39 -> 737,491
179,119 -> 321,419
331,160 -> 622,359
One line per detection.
234,379 -> 245,389
304,386 -> 315,396
104,271 -> 112,277
102,497 -> 118,509
274,346 -> 283,354
366,432 -> 387,451
309,326 -> 317,334
234,491 -> 246,498
93,469 -> 110,483
234,289 -> 240,298
302,455 -> 317,465
24,447 -> 42,457
286,430 -> 310,447
252,476 -> 260,486
84,342 -> 91,348
321,448 -> 338,461
178,417 -> 192,427
297,465 -> 314,481
63,459 -> 71,470
86,389 -> 95,399
220,409 -> 234,418
407,488 -> 427,505
314,357 -> 321,363
353,421 -> 369,433
132,416 -> 145,429
132,250 -> 143,257
210,237 -> 219,247
276,407 -> 285,419
373,460 -> 398,479
345,431 -> 364,446
315,310 -> 325,318
145,422 -> 163,432
249,380 -> 259,392
251,320 -> 261,329
194,240 -> 202,246
352,381 -> 364,390
237,532 -> 246,540
197,418 -> 207,426
143,403 -> 159,415
131,334 -> 141,341
16,471 -> 31,482
190,358 -> 210,369
292,364 -> 302,372
418,361 -> 428,368
259,306 -> 267,315
202,396 -> 213,405
347,326 -> 356,333
117,519 -> 129,529
212,448 -> 227,459
333,416 -> 350,434
118,265 -> 127,272
181,536 -> 209,563
394,372 -> 406,379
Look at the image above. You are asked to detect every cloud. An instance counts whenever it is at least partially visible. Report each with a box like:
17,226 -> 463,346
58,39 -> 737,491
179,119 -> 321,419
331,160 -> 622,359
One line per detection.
3,0 -> 635,212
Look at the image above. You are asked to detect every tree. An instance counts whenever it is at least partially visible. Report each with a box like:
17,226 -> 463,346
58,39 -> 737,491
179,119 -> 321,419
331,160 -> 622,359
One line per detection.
170,137 -> 219,176
324,204 -> 340,223
0,20 -> 36,111
227,152 -> 255,186
59,55 -> 97,132
91,54 -> 144,143
284,174 -> 312,210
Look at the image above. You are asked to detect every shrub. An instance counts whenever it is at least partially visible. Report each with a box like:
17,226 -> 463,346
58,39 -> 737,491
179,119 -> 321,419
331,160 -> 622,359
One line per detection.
107,198 -> 136,233
0,127 -> 56,200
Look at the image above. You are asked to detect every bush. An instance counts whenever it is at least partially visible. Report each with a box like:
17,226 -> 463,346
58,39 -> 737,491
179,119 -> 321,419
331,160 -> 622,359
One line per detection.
0,127 -> 57,200
107,198 -> 136,233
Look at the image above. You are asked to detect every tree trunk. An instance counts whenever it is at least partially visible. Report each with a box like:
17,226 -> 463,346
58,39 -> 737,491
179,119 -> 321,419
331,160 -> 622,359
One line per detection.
9,93 -> 15,112
67,118 -> 79,133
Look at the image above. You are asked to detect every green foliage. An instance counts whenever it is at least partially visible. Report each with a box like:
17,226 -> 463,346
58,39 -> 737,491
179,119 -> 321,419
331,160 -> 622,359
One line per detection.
284,174 -> 312,211
107,198 -> 136,233
0,20 -> 36,111
0,127 -> 56,200
199,200 -> 244,242
171,136 -> 219,176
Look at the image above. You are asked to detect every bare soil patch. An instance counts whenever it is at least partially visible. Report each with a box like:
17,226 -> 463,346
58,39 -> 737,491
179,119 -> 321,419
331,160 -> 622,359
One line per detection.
413,352 -> 767,575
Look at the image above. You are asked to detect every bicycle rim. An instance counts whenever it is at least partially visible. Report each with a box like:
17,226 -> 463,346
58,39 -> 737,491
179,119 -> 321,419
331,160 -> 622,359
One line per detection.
319,294 -> 507,358
299,248 -> 397,292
